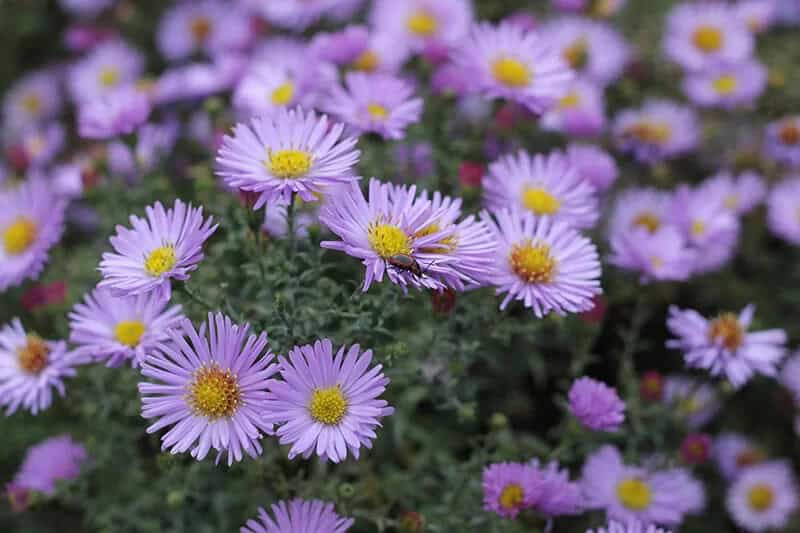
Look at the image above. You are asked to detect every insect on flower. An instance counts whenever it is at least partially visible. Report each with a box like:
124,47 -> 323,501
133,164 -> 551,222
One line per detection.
386,254 -> 436,278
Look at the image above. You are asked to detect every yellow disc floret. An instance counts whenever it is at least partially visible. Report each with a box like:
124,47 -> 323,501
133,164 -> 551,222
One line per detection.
693,26 -> 724,53
563,38 -> 589,70
708,312 -> 744,350
3,217 -> 37,256
499,484 -> 524,511
616,478 -> 653,511
267,149 -> 313,179
367,103 -> 389,120
713,75 -> 738,95
522,187 -> 561,216
114,320 -> 146,347
510,240 -> 556,283
145,245 -> 177,277
492,58 -> 532,88
17,335 -> 49,375
190,16 -> 212,42
99,67 -> 120,88
308,386 -> 348,425
188,364 -> 242,420
747,484 -> 775,512
271,82 -> 295,106
368,222 -> 411,258
353,50 -> 379,72
406,10 -> 438,36
631,212 -> 661,233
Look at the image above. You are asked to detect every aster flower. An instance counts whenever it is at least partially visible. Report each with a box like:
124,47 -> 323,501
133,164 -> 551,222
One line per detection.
698,170 -> 766,215
529,459 -> 583,517
540,17 -> 630,87
662,375 -> 721,429
0,179 -> 67,291
714,433 -> 766,481
683,60 -> 766,109
69,287 -> 184,368
348,31 -> 411,74
726,461 -> 799,532
216,107 -> 360,209
553,0 -> 627,17
568,376 -> 626,431
482,462 -> 542,519
484,150 -> 599,229
482,209 -> 602,317
566,143 -> 618,192
541,79 -> 606,138
3,70 -> 61,131
67,40 -> 145,103
456,22 -> 574,114
663,2 -> 754,72
309,25 -> 370,65
586,520 -> 671,533
10,435 -> 87,496
156,1 -> 250,62
134,119 -> 180,173
10,122 -> 66,170
324,72 -> 423,140
735,0 -> 777,33
609,188 -> 673,237
613,100 -> 699,163
767,176 -> 800,244
98,199 -> 218,299
153,56 -> 244,106
263,338 -> 394,463
77,85 -> 152,140
609,224 -> 695,283
764,116 -> 800,167
666,305 -> 786,388
139,313 -> 279,465
241,499 -> 354,533
581,445 -> 705,526
370,0 -> 473,52
246,0 -> 335,30
0,319 -> 89,415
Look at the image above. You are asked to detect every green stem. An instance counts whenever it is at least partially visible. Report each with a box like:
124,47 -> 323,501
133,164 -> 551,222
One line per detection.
178,282 -> 216,312
286,193 -> 296,253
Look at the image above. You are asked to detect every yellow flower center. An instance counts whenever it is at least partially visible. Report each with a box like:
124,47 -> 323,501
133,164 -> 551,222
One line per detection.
616,478 -> 653,511
677,395 -> 700,415
631,212 -> 661,233
367,103 -> 389,121
414,222 -> 457,253
748,484 -> 775,512
510,241 -> 556,283
188,364 -> 241,420
21,94 -> 41,114
308,386 -> 347,425
780,124 -> 800,145
17,335 -> 49,375
499,484 -> 524,510
691,220 -> 705,237
271,82 -> 295,106
724,194 -> 739,210
3,217 -> 37,255
353,50 -> 379,72
522,187 -> 561,215
713,75 -> 738,95
559,91 -> 581,109
708,313 -> 744,350
406,10 -> 438,36
267,149 -> 313,179
190,16 -> 212,42
368,222 -> 411,258
144,246 -> 177,277
563,38 -> 589,70
624,121 -> 672,144
99,67 -> 120,88
492,57 -> 532,88
693,26 -> 724,53
114,320 -> 146,347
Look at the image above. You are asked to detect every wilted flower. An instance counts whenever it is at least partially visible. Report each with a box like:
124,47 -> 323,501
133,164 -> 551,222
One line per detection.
241,499 -> 354,533
568,376 -> 626,431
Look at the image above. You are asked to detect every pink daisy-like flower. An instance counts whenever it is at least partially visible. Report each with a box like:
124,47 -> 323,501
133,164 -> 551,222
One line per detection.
324,72 -> 423,140
541,79 -> 606,138
568,376 -> 626,431
138,313 -> 279,465
666,305 -> 787,388
9,435 -> 87,496
456,22 -> 574,114
216,107 -> 360,209
69,286 -> 184,368
0,178 -> 68,292
482,462 -> 542,519
613,99 -> 699,163
77,84 -> 152,140
156,0 -> 251,62
608,226 -> 696,283
683,59 -> 766,110
726,461 -> 799,532
482,209 -> 602,317
98,199 -> 217,300
241,499 -> 354,533
698,170 -> 766,215
0,319 -> 89,415
484,150 -> 599,229
370,0 -> 473,52
264,338 -> 394,463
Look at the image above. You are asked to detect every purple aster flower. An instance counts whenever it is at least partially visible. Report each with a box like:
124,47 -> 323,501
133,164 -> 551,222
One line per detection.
586,520 -> 671,533
0,178 -> 67,291
309,25 -> 370,65
777,0 -> 800,24
98,199 -> 217,300
726,461 -> 799,532
10,435 -> 87,496
781,352 -> 800,405
456,22 -> 574,114
324,72 -> 423,141
666,305 -> 786,388
77,85 -> 151,140
216,107 -> 360,209
156,1 -> 250,62
370,0 -> 473,52
58,0 -> 114,17
609,226 -> 696,283
69,286 -> 184,368
714,432 -> 766,481
482,462 -> 542,519
153,55 -> 244,106
540,17 -> 630,87
11,121 -> 66,170
698,170 -> 766,215
135,119 -> 180,173
431,62 -> 475,96
484,150 -> 599,229
139,313 -> 279,465
246,0 -> 334,31
263,338 -> 394,463
566,143 -> 618,192
529,459 -> 583,517
541,79 -> 606,138
241,499 -> 354,533
683,60 -> 766,109
67,40 -> 145,103
608,188 -> 673,237
0,319 -> 89,415
767,176 -> 800,244
568,376 -> 626,431
662,375 -> 721,429
764,116 -> 800,167
613,99 -> 699,163
482,209 -> 602,317
346,31 -> 411,74
581,445 -> 705,526
735,0 -> 777,33
3,70 -> 62,132
663,2 -> 754,72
